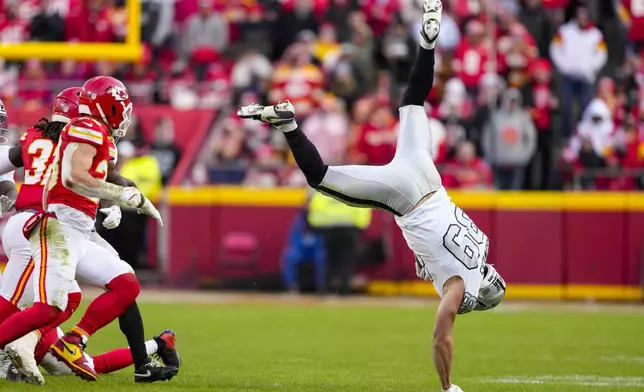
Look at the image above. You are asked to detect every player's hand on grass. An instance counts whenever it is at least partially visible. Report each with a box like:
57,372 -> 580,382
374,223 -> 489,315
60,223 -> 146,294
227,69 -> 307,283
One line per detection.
99,205 -> 122,229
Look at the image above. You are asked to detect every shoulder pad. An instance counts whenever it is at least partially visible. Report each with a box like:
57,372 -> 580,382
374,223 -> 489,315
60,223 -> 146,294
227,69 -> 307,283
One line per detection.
67,118 -> 108,146
70,117 -> 109,134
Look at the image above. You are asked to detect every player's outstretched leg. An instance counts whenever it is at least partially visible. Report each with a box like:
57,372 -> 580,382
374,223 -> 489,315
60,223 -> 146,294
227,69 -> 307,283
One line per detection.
90,329 -> 179,380
154,329 -> 181,368
119,302 -> 178,382
50,273 -> 140,382
238,102 -> 328,187
400,0 -> 440,108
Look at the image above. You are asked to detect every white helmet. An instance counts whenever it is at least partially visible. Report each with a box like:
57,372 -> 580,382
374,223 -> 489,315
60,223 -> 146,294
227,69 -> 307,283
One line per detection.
476,264 -> 505,311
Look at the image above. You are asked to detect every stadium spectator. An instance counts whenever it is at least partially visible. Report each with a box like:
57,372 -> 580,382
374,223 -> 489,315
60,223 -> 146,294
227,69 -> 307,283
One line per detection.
243,144 -> 283,187
307,192 -> 372,296
0,59 -> 19,104
301,95 -> 349,164
354,104 -> 398,165
18,59 -> 49,108
570,96 -> 614,159
595,76 -> 628,127
452,0 -> 484,21
347,12 -> 375,79
434,78 -> 471,159
452,20 -> 491,93
619,0 -> 644,52
442,141 -> 493,190
282,209 -> 327,293
150,116 -> 182,185
326,44 -> 369,111
524,59 -> 558,189
573,136 -> 605,189
313,23 -> 342,67
123,46 -> 159,104
208,117 -> 249,184
471,73 -> 506,152
483,88 -> 537,190
182,0 -> 229,78
361,0 -> 401,38
140,0 -> 175,50
65,0 -> 120,42
269,42 -> 324,118
230,3 -> 273,56
519,0 -> 555,58
231,49 -> 273,104
382,17 -> 416,88
496,19 -> 538,82
272,0 -> 320,60
0,0 -> 29,43
55,59 -> 91,81
29,0 -> 65,42
613,118 -> 644,188
550,3 -> 607,139
325,0 -> 360,43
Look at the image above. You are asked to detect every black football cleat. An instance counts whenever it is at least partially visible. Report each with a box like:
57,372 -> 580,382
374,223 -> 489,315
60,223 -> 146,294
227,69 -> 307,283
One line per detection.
154,329 -> 181,368
134,360 -> 178,383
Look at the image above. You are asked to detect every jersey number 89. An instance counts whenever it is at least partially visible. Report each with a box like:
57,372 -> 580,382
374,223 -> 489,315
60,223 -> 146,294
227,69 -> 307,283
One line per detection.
442,205 -> 489,270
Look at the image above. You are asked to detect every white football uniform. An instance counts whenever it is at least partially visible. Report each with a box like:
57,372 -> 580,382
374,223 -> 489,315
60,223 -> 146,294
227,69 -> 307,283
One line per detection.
315,105 -> 488,313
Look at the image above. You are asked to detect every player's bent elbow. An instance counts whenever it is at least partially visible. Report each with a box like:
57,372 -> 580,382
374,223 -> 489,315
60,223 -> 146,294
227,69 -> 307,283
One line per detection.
62,175 -> 75,190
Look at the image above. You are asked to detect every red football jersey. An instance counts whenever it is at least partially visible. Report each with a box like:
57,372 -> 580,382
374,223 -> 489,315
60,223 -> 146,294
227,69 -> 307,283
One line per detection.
46,116 -> 116,219
623,0 -> 644,42
15,127 -> 58,212
453,40 -> 490,89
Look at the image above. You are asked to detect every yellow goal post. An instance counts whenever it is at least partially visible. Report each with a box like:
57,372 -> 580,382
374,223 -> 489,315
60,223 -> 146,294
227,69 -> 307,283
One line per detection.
0,0 -> 142,62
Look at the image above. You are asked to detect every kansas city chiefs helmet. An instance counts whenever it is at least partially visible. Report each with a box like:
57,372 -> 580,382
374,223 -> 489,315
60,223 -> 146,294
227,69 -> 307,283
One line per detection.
52,87 -> 82,123
79,76 -> 133,138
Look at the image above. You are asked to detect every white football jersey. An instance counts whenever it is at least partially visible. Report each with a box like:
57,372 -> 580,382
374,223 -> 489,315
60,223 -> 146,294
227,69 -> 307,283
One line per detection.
395,187 -> 488,313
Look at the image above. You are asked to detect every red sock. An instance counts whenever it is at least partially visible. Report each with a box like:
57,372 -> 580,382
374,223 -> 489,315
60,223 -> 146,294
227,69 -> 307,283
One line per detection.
34,329 -> 60,365
75,274 -> 140,336
0,296 -> 19,324
0,303 -> 60,348
37,292 -> 82,337
92,348 -> 134,374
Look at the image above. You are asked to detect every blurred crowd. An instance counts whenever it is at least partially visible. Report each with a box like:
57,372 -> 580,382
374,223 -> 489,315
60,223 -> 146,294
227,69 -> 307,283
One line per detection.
2,0 -> 644,190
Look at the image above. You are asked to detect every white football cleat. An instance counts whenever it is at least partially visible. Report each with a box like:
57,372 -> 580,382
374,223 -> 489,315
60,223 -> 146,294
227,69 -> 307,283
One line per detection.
421,0 -> 442,50
443,384 -> 464,392
5,332 -> 44,385
237,101 -> 296,128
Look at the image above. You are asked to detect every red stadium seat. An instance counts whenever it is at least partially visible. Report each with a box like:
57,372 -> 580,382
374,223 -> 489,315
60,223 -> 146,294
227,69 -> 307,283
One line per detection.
218,231 -> 260,286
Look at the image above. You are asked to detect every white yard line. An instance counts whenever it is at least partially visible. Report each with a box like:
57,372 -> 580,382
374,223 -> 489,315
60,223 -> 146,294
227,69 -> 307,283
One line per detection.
477,375 -> 644,387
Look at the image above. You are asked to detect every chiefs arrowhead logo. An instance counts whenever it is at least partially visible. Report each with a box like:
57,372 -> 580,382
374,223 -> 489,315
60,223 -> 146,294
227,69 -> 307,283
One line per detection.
108,86 -> 129,101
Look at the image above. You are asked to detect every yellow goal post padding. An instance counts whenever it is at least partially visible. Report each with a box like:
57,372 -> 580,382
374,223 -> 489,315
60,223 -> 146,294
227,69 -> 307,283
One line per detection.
0,0 -> 141,62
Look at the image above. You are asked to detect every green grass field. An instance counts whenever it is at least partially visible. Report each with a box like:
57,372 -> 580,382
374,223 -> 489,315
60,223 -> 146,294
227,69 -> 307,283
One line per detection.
3,292 -> 644,392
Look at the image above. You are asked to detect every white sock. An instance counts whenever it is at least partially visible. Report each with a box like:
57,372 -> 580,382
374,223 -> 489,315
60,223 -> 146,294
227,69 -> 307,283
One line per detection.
420,38 -> 436,51
145,339 -> 159,356
277,120 -> 298,133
